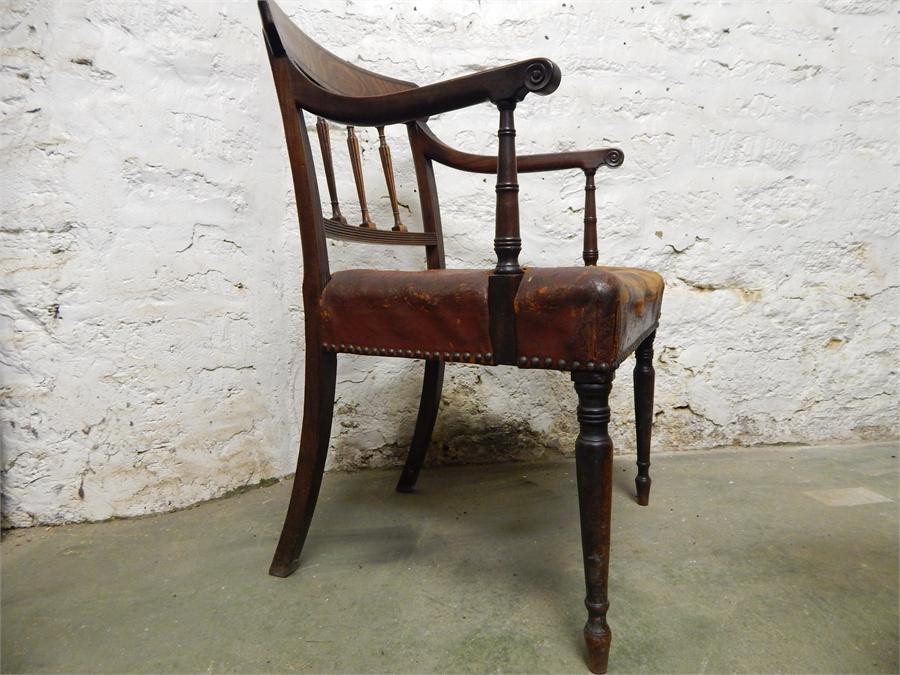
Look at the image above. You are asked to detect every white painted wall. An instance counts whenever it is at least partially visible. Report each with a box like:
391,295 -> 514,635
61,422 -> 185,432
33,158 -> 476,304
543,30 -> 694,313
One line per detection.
2,0 -> 897,527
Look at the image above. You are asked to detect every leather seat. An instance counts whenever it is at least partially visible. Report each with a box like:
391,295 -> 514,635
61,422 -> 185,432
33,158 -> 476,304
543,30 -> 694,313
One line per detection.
515,267 -> 664,369
320,269 -> 494,359
319,267 -> 663,367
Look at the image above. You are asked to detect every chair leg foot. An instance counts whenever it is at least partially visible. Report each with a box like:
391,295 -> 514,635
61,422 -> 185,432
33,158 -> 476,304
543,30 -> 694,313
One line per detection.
584,617 -> 612,674
633,331 -> 656,506
573,368 -> 616,674
396,361 -> 444,493
269,349 -> 337,578
269,557 -> 302,578
635,475 -> 651,507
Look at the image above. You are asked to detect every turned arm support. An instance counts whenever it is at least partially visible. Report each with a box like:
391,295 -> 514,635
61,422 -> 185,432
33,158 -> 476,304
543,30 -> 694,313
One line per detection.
416,123 -> 620,270
494,103 -> 521,274
417,123 -> 622,269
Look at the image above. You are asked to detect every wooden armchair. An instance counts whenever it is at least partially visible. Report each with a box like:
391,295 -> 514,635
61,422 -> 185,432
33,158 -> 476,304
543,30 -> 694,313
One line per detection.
258,2 -> 663,672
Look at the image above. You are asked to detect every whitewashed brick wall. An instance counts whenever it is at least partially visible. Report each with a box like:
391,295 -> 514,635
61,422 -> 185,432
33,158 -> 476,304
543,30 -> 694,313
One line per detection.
2,0 -> 897,527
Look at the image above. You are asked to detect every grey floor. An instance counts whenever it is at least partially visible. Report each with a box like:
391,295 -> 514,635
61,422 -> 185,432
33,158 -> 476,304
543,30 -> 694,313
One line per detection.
2,442 -> 898,674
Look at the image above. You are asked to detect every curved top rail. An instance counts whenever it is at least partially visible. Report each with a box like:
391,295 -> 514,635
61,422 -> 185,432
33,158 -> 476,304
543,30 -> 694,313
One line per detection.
260,0 -> 418,97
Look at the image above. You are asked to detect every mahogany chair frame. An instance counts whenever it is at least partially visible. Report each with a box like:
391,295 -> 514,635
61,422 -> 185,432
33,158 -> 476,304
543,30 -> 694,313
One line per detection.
258,2 -> 659,672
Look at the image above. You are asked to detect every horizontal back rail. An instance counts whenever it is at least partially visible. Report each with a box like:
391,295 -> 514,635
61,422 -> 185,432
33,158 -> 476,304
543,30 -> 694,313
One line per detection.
323,218 -> 437,246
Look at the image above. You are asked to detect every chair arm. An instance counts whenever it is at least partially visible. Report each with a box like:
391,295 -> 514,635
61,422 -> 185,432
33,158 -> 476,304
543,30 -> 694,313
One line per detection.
418,125 -> 624,173
277,56 -> 562,127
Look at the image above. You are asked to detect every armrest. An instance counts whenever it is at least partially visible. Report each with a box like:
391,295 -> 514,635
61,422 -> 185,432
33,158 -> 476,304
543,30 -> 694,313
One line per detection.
417,124 -> 624,173
276,56 -> 562,127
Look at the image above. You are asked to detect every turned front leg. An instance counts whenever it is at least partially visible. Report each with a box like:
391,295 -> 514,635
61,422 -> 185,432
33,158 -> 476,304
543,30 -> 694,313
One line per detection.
633,331 -> 656,506
573,368 -> 616,674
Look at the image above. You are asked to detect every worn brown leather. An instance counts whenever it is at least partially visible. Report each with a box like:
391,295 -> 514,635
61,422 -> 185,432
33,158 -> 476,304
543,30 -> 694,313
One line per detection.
320,268 -> 494,360
514,267 -> 664,368
321,266 -> 662,368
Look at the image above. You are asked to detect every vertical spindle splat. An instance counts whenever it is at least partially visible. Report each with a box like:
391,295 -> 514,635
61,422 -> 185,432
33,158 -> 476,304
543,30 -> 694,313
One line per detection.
315,117 -> 347,225
346,125 -> 377,229
582,169 -> 598,266
377,127 -> 407,232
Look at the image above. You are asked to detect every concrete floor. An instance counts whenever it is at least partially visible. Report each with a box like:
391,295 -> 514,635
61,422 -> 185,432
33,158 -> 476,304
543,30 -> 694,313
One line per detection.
2,442 -> 898,674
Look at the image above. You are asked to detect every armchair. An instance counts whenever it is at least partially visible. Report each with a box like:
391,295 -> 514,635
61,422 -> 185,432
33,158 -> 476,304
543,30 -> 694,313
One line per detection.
258,2 -> 663,672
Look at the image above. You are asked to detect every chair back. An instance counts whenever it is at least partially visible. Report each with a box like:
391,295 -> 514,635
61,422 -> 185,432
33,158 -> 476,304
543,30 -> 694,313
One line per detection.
258,0 -> 446,307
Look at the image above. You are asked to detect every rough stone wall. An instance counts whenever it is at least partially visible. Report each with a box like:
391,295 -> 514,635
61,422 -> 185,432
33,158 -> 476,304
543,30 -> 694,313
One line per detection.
2,0 -> 897,527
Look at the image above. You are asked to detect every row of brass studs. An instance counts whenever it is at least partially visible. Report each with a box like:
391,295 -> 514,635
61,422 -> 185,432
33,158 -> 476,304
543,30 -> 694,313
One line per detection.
320,343 -> 609,372
517,355 -> 611,372
323,343 -> 494,364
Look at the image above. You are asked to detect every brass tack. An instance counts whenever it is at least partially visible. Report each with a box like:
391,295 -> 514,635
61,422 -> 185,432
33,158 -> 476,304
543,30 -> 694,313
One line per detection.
405,349 -> 413,357
414,351 -> 422,358
598,362 -> 610,372
518,356 -> 527,366
544,357 -> 553,367
362,347 -> 370,355
531,356 -> 540,366
452,352 -> 460,361
558,359 -> 566,369
573,361 -> 581,369
339,344 -> 346,351
485,352 -> 493,361
475,354 -> 483,363
444,352 -> 450,359
587,361 -> 595,370
388,349 -> 395,356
